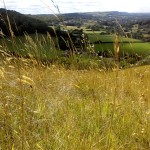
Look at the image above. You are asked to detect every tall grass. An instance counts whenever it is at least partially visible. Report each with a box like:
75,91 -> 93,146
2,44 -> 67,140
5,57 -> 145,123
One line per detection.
0,1 -> 150,149
0,57 -> 150,149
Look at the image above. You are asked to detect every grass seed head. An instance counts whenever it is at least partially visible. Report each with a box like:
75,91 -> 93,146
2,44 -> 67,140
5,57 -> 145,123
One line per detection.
16,75 -> 34,86
0,68 -> 4,78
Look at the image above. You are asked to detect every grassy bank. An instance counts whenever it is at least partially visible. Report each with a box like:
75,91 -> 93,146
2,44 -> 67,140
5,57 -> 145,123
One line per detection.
0,57 -> 150,149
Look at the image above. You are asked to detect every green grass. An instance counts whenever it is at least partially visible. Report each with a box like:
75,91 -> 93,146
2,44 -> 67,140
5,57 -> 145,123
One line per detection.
0,58 -> 150,149
1,31 -> 149,60
88,34 -> 141,43
86,33 -> 150,57
1,32 -> 149,70
94,43 -> 150,57
84,30 -> 103,34
0,33 -> 62,62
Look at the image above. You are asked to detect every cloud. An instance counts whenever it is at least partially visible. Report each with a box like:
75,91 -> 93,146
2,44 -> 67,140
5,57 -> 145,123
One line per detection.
0,0 -> 58,14
0,0 -> 150,14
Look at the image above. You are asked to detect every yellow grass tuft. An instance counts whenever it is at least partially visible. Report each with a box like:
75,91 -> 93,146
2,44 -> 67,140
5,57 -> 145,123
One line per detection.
0,58 -> 149,149
16,75 -> 34,86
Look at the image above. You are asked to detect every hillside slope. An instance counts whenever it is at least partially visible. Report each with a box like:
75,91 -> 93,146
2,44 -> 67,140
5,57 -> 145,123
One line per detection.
0,8 -> 55,36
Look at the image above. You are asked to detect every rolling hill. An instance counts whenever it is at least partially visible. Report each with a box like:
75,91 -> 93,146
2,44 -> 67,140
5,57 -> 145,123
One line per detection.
0,8 -> 55,37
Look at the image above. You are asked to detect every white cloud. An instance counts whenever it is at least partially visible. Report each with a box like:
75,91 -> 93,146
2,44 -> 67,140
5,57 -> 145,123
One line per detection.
0,0 -> 150,14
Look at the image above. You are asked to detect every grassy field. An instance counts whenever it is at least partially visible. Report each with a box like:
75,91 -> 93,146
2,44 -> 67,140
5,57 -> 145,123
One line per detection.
87,34 -> 150,57
94,43 -> 150,57
0,7 -> 150,150
0,56 -> 150,149
0,31 -> 150,150
88,34 -> 141,43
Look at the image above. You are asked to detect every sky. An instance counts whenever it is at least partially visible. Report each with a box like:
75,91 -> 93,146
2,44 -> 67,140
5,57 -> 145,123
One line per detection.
0,0 -> 150,14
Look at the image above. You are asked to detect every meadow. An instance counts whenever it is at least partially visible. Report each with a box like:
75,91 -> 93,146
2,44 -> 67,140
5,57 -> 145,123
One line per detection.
0,55 -> 150,149
87,34 -> 141,43
94,43 -> 150,57
87,33 -> 150,57
0,22 -> 150,150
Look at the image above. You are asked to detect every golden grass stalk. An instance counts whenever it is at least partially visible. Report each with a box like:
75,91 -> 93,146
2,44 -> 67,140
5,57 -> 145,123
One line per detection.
16,75 -> 34,86
114,32 -> 119,62
2,0 -> 15,39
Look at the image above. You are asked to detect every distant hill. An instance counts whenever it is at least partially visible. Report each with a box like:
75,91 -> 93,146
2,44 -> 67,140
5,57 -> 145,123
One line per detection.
0,8 -> 55,37
1,9 -> 149,41
30,11 -> 150,22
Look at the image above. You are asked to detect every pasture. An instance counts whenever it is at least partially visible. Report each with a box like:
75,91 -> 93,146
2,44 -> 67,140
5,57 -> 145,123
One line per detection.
87,34 -> 141,43
94,43 -> 150,57
87,34 -> 150,57
0,57 -> 150,149
0,27 -> 150,150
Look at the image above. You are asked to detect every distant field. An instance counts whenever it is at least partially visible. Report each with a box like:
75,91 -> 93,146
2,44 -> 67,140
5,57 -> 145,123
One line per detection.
66,26 -> 86,30
0,58 -> 150,149
87,34 -> 141,43
65,26 -> 106,34
94,43 -> 150,57
84,30 -> 103,34
87,33 -> 150,57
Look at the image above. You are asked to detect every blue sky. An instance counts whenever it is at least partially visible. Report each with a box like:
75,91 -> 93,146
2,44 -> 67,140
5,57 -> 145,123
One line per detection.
0,0 -> 150,14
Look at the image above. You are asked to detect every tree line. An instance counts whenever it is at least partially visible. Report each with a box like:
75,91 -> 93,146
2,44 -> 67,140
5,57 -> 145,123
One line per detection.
0,8 -> 56,37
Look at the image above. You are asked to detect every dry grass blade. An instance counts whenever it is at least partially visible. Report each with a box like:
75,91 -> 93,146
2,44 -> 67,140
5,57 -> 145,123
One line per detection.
0,1 -> 149,149
114,33 -> 119,62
